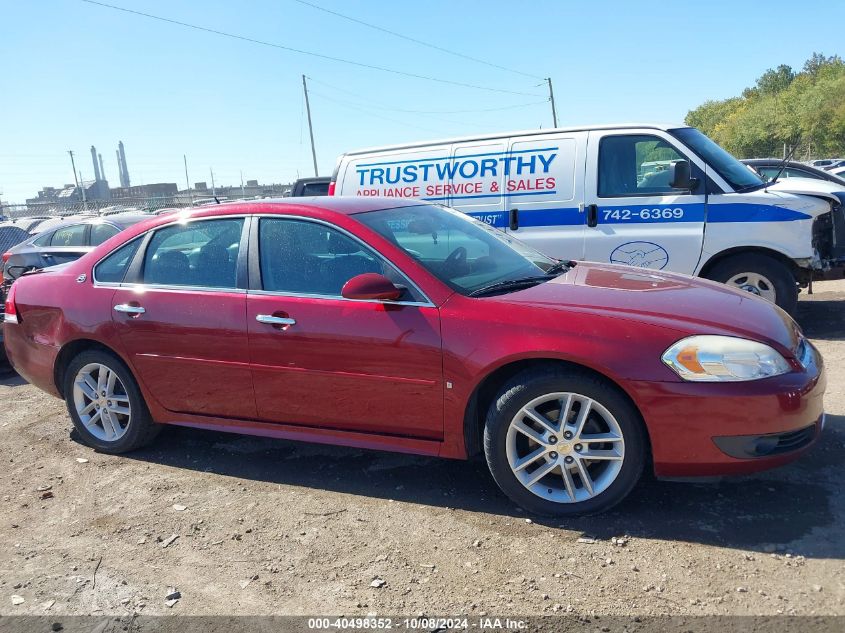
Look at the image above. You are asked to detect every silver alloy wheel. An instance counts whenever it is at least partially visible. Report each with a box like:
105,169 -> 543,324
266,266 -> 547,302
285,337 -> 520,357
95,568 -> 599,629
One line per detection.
72,363 -> 131,442
726,272 -> 777,303
505,392 -> 625,503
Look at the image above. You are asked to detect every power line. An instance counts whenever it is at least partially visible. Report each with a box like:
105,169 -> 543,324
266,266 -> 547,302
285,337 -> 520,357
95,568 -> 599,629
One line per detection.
308,90 -> 488,130
78,0 -> 543,97
306,76 -> 549,114
307,92 -> 445,134
292,0 -> 544,80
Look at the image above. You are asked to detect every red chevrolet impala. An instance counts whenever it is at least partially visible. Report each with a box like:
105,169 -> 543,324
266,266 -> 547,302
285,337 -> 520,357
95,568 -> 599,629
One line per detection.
3,199 -> 826,515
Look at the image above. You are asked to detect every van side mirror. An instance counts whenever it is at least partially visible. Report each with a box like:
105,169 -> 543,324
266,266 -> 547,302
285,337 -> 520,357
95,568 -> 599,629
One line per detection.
341,273 -> 403,301
669,160 -> 699,191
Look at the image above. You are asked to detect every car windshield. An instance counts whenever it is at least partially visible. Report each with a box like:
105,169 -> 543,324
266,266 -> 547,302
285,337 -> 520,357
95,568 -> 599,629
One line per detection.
670,127 -> 764,190
356,204 -> 557,295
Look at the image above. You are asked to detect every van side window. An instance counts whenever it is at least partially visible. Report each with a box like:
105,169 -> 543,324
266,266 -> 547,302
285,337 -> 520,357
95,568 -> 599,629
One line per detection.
598,135 -> 685,197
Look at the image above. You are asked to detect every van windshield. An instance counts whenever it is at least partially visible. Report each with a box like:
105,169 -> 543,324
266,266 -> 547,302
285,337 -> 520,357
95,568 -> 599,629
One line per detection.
669,127 -> 764,191
356,204 -> 558,296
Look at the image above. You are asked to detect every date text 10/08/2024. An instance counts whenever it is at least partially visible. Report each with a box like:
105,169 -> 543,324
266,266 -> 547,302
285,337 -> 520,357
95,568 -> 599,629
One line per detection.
307,617 -> 529,630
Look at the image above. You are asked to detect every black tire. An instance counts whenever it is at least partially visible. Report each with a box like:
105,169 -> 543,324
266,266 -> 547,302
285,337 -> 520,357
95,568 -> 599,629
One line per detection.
483,367 -> 646,517
63,349 -> 161,454
705,253 -> 798,315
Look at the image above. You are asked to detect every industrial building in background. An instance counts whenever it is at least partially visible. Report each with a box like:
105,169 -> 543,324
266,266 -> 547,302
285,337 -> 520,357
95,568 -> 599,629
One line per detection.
116,140 -> 130,188
9,139 -> 291,217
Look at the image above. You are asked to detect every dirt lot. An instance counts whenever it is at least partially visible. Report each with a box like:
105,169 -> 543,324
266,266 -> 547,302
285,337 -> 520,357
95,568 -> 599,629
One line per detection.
1,282 -> 843,618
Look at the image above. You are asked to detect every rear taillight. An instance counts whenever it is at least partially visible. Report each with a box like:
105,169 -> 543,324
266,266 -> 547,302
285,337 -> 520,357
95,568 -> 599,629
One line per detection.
1,251 -> 10,264
4,282 -> 18,324
327,181 -> 336,196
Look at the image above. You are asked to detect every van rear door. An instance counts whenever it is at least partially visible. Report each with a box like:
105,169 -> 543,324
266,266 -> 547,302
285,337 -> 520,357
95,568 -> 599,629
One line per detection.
582,129 -> 706,274
502,132 -> 587,261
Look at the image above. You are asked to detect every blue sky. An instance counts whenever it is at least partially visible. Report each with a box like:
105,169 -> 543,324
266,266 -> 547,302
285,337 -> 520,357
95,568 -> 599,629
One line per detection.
1,0 -> 843,203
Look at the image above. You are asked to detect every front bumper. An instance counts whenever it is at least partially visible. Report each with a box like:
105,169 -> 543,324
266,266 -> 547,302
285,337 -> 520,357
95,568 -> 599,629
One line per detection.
630,342 -> 826,477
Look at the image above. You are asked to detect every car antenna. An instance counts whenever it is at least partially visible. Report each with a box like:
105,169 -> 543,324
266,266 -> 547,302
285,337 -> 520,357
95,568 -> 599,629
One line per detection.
768,141 -> 800,188
214,196 -> 221,204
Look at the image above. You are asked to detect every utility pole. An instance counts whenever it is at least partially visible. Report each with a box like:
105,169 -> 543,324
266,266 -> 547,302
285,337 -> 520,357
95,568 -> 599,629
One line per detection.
240,170 -> 245,200
302,75 -> 319,177
210,167 -> 216,198
546,78 -> 558,128
184,154 -> 193,207
78,170 -> 87,212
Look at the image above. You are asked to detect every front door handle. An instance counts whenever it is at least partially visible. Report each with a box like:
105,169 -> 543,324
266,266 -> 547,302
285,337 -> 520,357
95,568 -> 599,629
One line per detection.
256,314 -> 296,327
114,304 -> 146,315
587,204 -> 598,228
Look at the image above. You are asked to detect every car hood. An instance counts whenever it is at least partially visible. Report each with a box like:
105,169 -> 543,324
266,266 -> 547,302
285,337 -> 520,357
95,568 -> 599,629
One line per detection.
766,177 -> 843,205
490,263 -> 801,355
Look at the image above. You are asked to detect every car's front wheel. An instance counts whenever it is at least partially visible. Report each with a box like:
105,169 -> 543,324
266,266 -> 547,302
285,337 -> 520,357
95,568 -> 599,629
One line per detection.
483,367 -> 646,516
64,350 -> 160,453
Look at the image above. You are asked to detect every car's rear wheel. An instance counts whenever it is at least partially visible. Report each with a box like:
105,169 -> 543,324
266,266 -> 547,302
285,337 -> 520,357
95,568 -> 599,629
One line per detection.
483,368 -> 646,516
64,350 -> 160,453
705,253 -> 798,315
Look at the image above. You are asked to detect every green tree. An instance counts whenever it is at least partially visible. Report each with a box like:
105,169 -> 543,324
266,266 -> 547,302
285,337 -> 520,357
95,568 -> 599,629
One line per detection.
685,53 -> 845,159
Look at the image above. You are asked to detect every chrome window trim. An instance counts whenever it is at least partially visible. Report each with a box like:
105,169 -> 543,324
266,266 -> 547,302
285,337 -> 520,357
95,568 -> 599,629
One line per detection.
246,287 -> 434,308
253,213 -> 436,308
97,282 -> 248,295
91,212 -> 438,307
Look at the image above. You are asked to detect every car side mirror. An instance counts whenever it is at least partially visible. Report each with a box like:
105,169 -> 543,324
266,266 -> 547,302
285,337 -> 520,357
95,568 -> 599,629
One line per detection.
669,160 -> 699,191
341,273 -> 403,301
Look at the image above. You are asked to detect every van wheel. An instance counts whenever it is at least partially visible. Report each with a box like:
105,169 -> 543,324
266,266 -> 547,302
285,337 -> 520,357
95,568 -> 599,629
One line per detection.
63,350 -> 161,454
705,253 -> 798,315
483,368 -> 646,517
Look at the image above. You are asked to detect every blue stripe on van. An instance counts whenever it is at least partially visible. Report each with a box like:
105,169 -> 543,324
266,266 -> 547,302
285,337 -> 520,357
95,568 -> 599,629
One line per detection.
707,204 -> 811,222
464,203 -> 812,230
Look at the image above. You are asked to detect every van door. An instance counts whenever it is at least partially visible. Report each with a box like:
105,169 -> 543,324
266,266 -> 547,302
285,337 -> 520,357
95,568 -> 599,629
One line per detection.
503,132 -> 587,261
446,141 -> 507,228
582,130 -> 706,274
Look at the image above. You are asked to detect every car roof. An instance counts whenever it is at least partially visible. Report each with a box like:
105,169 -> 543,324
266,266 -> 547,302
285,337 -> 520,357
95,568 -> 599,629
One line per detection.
103,212 -> 155,227
173,197 -> 428,218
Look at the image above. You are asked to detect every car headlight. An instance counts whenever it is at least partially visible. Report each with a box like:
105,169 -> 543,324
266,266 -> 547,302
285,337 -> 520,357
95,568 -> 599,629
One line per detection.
661,335 -> 791,382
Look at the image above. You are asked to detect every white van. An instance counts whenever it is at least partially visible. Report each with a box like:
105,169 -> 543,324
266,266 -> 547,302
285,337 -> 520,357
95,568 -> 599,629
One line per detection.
330,124 -> 845,314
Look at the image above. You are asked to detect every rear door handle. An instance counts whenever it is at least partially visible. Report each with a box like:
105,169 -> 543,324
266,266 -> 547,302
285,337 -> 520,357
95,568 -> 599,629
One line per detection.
114,304 -> 146,315
256,314 -> 296,327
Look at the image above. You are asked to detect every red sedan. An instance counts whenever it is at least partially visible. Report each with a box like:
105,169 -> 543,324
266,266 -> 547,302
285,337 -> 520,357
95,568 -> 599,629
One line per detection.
3,199 -> 826,515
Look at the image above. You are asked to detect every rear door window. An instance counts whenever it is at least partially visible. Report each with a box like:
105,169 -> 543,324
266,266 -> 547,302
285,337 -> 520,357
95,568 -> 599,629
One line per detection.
142,218 -> 244,288
94,238 -> 142,283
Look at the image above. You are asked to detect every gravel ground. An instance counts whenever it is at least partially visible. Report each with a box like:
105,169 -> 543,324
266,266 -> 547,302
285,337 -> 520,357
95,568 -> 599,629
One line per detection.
1,281 -> 843,617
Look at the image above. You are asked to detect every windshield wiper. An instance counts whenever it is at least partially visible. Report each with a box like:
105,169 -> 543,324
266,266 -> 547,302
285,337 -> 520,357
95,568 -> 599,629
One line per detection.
544,259 -> 575,276
469,275 -> 553,298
